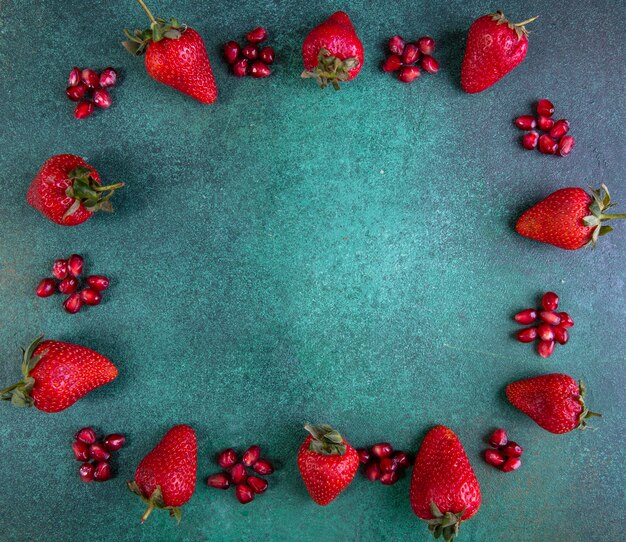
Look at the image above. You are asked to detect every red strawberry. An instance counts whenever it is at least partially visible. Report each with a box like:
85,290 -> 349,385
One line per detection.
128,424 -> 197,523
0,336 -> 117,413
516,184 -> 626,250
123,2 -> 217,104
506,374 -> 601,434
27,155 -> 124,226
410,425 -> 481,542
301,11 -> 364,90
297,423 -> 359,505
461,11 -> 537,93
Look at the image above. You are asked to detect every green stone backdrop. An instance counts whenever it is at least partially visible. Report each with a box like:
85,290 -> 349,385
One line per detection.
0,0 -> 624,541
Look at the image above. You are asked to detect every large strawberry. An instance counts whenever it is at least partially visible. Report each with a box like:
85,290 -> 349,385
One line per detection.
0,336 -> 118,413
128,424 -> 197,523
506,374 -> 601,434
516,184 -> 626,250
461,11 -> 537,93
27,154 -> 124,226
301,11 -> 364,90
123,0 -> 217,104
297,423 -> 359,505
410,425 -> 481,542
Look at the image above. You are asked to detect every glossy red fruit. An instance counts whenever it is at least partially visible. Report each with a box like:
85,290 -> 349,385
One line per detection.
392,451 -> 411,469
90,442 -> 111,461
501,457 -> 522,472
515,115 -> 537,130
75,427 -> 97,444
246,27 -> 268,44
223,41 -> 241,64
68,254 -> 84,277
420,55 -> 439,74
521,130 -> 539,150
103,433 -> 126,452
72,440 -> 90,461
380,471 -> 399,485
250,62 -> 271,78
558,312 -> 574,328
537,115 -> 555,131
514,308 -> 537,324
542,292 -> 559,311
79,462 -> 95,482
371,442 -> 393,458
93,89 -> 112,109
379,457 -> 397,474
416,36 -> 435,55
58,276 -> 78,294
235,483 -> 255,504
94,460 -> 112,481
68,67 -> 81,87
398,66 -> 421,83
357,448 -> 371,464
66,83 -> 88,102
501,441 -> 523,457
536,99 -> 554,117
539,134 -> 558,155
230,463 -> 247,485
537,323 -> 554,341
52,259 -> 69,280
81,288 -> 102,306
549,119 -> 570,139
382,54 -> 402,72
81,68 -> 99,88
539,311 -> 561,325
402,43 -> 420,65
233,58 -> 249,77
489,428 -> 508,448
365,461 -> 381,481
242,45 -> 259,60
207,472 -> 231,489
537,339 -> 555,358
218,448 -> 237,469
74,101 -> 95,120
553,326 -> 569,345
63,293 -> 83,314
484,449 -> 505,468
516,327 -> 537,343
253,458 -> 274,475
98,67 -> 118,88
558,135 -> 575,156
388,35 -> 405,55
86,275 -> 110,291
242,445 -> 261,467
36,278 -> 56,298
247,475 -> 269,494
259,47 -> 275,64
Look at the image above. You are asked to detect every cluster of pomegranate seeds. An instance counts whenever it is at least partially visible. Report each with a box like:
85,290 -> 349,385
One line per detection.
36,254 -> 110,314
223,27 -> 274,78
357,442 -> 411,485
514,292 -> 574,358
66,67 -> 118,120
207,445 -> 274,504
383,35 -> 439,83
515,99 -> 575,156
484,429 -> 523,472
73,427 -> 125,483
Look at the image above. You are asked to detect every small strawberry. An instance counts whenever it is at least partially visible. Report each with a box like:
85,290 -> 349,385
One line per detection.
461,11 -> 537,93
506,374 -> 601,434
123,1 -> 217,104
27,155 -> 124,226
301,11 -> 364,90
0,336 -> 117,413
516,184 -> 626,250
297,423 -> 359,505
128,424 -> 197,523
410,425 -> 481,542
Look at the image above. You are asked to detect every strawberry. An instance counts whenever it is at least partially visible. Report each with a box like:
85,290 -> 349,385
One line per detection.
410,425 -> 481,542
506,374 -> 601,434
128,424 -> 197,523
123,1 -> 217,104
461,11 -> 537,93
0,336 -> 117,413
301,11 -> 364,90
27,154 -> 124,226
516,184 -> 626,250
297,423 -> 359,505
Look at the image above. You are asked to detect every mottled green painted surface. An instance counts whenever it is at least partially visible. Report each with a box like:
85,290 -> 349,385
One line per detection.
0,0 -> 624,540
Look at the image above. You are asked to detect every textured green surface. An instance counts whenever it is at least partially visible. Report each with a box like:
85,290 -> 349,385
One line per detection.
0,0 -> 625,541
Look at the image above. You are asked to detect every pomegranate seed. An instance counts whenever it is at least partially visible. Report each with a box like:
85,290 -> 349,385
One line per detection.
233,58 -> 249,77
558,135 -> 575,156
242,45 -> 259,60
36,278 -> 56,298
259,46 -> 275,64
549,119 -> 570,139
242,445 -> 261,467
542,292 -> 559,311
247,476 -> 269,494
501,441 -> 523,457
416,36 -> 436,55
484,449 -> 506,468
558,312 -> 574,328
103,433 -> 126,452
218,448 -> 238,469
68,254 -> 84,277
93,89 -> 112,109
537,339 -> 555,358
382,54 -> 402,73
230,463 -> 247,485
81,68 -> 99,88
537,115 -> 555,131
86,275 -> 110,291
365,461 -> 381,481
63,293 -> 83,314
207,472 -> 231,489
516,328 -> 537,343
246,27 -> 268,44
68,67 -> 81,87
72,440 -> 90,461
553,325 -> 569,345
66,83 -> 87,102
235,483 -> 255,504
537,323 -> 555,341
388,35 -> 405,55
392,451 -> 411,469
515,115 -> 537,130
398,66 -> 421,83
521,130 -> 540,150
357,448 -> 371,464
250,62 -> 271,78
89,442 -> 111,461
539,134 -> 558,155
420,55 -> 439,74
379,457 -> 397,474
74,100 -> 95,120
58,276 -> 78,294
514,309 -> 537,324
371,442 -> 393,458
489,428 -> 508,448
401,43 -> 420,65
81,287 -> 102,306
502,457 -> 522,472
75,427 -> 97,444
536,99 -> 554,117
98,67 -> 118,88
252,458 -> 274,475
223,41 -> 241,64
79,462 -> 95,482
52,259 -> 69,280
539,311 -> 561,325
380,471 -> 400,485
94,461 -> 112,481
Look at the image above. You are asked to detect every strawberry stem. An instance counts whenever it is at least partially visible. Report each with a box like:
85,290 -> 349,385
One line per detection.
600,213 -> 626,221
141,501 -> 155,524
92,182 -> 125,193
0,382 -> 19,395
136,0 -> 157,25
514,16 -> 539,26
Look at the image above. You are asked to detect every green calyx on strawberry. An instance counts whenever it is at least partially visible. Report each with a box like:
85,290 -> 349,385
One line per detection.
301,49 -> 360,91
426,502 -> 466,542
127,482 -> 182,524
575,380 -> 602,430
488,10 -> 538,40
64,166 -> 124,220
122,0 -> 185,56
0,336 -> 45,408
581,184 -> 626,247
304,423 -> 348,455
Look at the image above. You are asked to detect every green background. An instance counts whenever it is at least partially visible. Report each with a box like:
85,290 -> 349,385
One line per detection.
0,0 -> 624,540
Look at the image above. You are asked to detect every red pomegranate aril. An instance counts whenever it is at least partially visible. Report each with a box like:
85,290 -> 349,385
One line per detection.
484,449 -> 506,468
382,54 -> 402,73
250,62 -> 271,78
72,440 -> 90,461
357,448 -> 371,464
549,119 -> 570,139
66,83 -> 87,102
521,130 -> 540,150
247,476 -> 269,494
68,254 -> 84,277
235,483 -> 255,504
242,45 -> 259,60
536,99 -> 554,117
89,442 -> 111,461
230,463 -> 247,485
514,308 -> 537,324
94,461 -> 112,481
86,275 -> 110,291
388,35 -> 405,56
398,66 -> 421,83
223,41 -> 241,64
539,134 -> 558,155
558,312 -> 574,328
58,276 -> 78,294
401,43 -> 420,65
81,68 -> 99,88
68,67 -> 81,87
36,278 -> 56,298
93,89 -> 112,109
416,36 -> 435,55
242,445 -> 261,467
103,433 -> 126,452
259,46 -> 275,64
365,461 -> 381,481
79,462 -> 95,482
380,471 -> 399,485
501,441 -> 523,457
420,55 -> 439,74
539,310 -> 561,325
379,457 -> 397,474
537,115 -> 555,131
74,100 -> 95,120
371,442 -> 393,458
63,293 -> 83,314
516,327 -> 537,343
233,58 -> 249,77
246,27 -> 268,44
217,448 -> 238,469
553,325 -> 569,345
558,135 -> 575,156
81,287 -> 102,306
537,339 -> 555,358
489,428 -> 508,448
98,67 -> 118,88
52,259 -> 69,280
75,427 -> 97,444
515,115 -> 537,130
207,472 -> 231,489
537,323 -> 555,341
252,458 -> 274,475
502,457 -> 522,472
542,292 -> 559,311
392,451 -> 410,469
